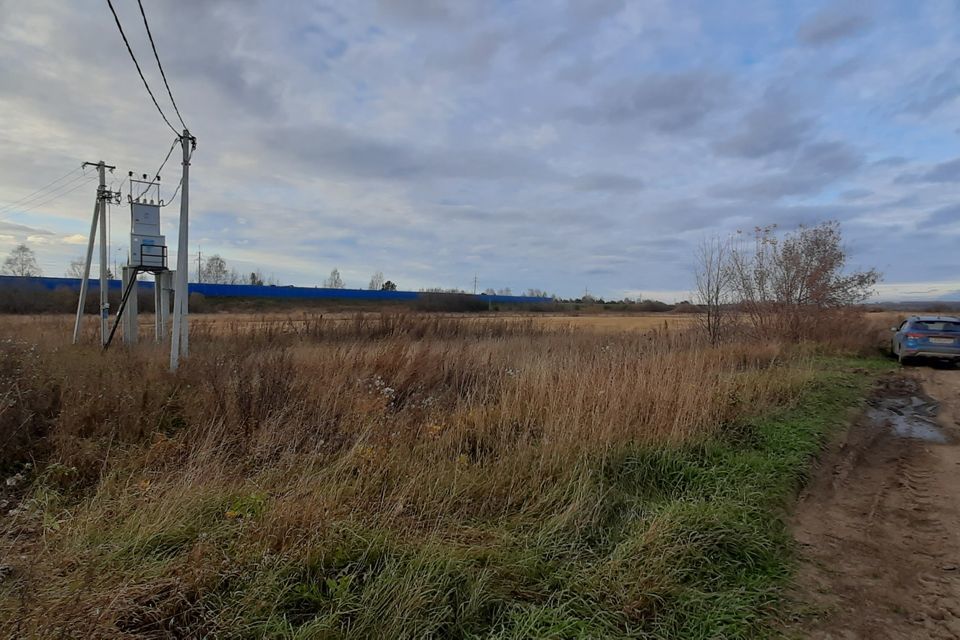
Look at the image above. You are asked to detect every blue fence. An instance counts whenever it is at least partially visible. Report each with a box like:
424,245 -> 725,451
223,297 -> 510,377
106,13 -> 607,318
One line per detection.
0,275 -> 552,305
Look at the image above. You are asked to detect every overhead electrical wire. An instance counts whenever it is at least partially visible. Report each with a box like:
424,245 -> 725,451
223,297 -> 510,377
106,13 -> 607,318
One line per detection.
160,147 -> 193,207
0,172 -> 94,215
136,136 -> 179,200
10,176 -> 99,216
105,0 -> 179,136
0,166 -> 85,214
137,0 -> 187,131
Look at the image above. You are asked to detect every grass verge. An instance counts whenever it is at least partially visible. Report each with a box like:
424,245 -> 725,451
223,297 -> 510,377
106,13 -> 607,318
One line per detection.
0,331 -> 893,638
226,357 -> 890,639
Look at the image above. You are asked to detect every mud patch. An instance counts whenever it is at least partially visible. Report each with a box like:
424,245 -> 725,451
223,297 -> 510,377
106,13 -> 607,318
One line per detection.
866,390 -> 952,444
788,370 -> 960,639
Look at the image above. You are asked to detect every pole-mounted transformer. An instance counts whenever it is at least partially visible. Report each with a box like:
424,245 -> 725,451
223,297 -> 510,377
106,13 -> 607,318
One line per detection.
72,131 -> 195,370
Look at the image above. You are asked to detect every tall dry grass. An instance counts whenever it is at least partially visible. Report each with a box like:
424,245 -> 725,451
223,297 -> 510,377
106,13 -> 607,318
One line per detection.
0,312 -> 867,636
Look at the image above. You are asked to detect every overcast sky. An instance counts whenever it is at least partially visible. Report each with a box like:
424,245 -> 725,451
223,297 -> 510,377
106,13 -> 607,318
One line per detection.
0,0 -> 958,300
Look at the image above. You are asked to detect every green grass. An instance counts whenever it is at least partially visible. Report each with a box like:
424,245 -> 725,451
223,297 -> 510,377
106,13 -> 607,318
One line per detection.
166,355 -> 890,639
5,356 -> 891,638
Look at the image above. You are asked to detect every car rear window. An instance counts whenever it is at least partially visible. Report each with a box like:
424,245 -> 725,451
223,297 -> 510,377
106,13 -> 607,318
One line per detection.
911,321 -> 960,332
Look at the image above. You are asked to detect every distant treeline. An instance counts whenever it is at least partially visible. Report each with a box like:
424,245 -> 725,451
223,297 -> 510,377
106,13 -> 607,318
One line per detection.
0,277 -> 698,315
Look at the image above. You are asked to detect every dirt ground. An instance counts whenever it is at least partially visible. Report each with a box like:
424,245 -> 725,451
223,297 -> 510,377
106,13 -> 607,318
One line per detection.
790,364 -> 960,638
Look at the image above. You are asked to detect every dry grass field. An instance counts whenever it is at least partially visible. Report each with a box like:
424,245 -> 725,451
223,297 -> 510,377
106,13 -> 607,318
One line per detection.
184,311 -> 696,336
0,311 -> 895,638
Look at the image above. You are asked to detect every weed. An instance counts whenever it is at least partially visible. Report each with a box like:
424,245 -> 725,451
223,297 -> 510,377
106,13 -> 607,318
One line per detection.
0,313 -> 890,637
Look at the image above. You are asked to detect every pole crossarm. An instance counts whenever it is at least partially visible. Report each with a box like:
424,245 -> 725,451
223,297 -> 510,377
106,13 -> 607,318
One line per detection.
82,162 -> 116,170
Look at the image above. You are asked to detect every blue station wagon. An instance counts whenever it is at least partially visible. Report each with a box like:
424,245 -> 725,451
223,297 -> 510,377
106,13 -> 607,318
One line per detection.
891,315 -> 960,365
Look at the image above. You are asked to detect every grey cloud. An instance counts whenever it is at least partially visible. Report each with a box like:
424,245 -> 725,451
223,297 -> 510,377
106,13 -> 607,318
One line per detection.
714,92 -> 815,159
874,156 -> 908,167
798,8 -> 872,46
901,60 -> 960,116
565,0 -> 625,24
0,220 -> 55,237
713,141 -> 864,200
266,123 -> 645,197
268,123 -> 559,182
827,57 -> 864,79
840,188 -> 872,201
800,141 -> 864,174
187,55 -> 282,118
585,266 -> 618,276
375,0 -> 475,25
430,202 -> 614,234
572,173 -> 643,192
568,71 -> 729,132
541,0 -> 625,56
432,29 -> 510,74
926,204 -> 960,228
895,158 -> 960,184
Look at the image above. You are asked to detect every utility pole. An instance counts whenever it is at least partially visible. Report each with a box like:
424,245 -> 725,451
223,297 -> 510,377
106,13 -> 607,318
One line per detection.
73,161 -> 117,345
170,130 -> 193,371
98,162 -> 109,345
197,248 -> 202,283
473,274 -> 478,295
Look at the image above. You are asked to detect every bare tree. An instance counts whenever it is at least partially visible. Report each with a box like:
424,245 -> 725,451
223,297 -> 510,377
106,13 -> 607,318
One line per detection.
728,222 -> 880,340
324,268 -> 344,289
200,254 -> 229,284
368,271 -> 384,290
381,280 -> 397,291
249,271 -> 265,286
2,244 -> 41,277
694,235 -> 733,344
66,257 -> 113,279
66,257 -> 86,278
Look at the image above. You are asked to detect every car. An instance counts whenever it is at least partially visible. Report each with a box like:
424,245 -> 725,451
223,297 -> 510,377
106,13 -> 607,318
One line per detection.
890,315 -> 960,365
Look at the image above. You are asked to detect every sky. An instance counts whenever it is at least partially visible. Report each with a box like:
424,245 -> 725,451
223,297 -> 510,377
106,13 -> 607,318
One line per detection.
0,0 -> 958,301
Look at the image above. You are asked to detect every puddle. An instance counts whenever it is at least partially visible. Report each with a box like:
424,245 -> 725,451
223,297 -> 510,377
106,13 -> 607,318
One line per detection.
865,394 -> 952,444
887,412 -> 949,443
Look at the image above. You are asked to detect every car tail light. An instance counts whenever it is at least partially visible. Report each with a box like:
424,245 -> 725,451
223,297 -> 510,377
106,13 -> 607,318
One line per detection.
905,333 -> 924,339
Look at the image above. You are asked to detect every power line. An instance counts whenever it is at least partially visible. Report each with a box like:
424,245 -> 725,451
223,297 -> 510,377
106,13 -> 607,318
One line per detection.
105,0 -> 179,136
137,0 -> 187,130
10,176 -> 99,216
0,172 -> 93,215
160,146 -> 193,206
0,166 -> 84,213
136,136 -> 179,199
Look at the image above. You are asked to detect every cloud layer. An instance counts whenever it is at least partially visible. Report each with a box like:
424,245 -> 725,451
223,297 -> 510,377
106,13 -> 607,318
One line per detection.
0,0 -> 958,300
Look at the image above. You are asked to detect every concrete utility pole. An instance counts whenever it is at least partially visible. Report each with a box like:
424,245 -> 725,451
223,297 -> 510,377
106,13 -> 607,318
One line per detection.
98,162 -> 108,345
73,161 -> 116,345
73,194 -> 100,344
170,130 -> 192,371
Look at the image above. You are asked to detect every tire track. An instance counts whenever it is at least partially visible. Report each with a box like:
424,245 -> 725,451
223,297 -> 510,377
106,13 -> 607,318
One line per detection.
789,368 -> 960,639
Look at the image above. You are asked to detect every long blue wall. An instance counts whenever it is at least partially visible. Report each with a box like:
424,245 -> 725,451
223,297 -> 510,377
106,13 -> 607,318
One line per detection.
0,275 -> 552,305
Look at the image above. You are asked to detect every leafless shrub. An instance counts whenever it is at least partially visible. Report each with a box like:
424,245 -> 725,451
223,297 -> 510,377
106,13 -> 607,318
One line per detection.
723,221 -> 880,343
694,235 -> 734,344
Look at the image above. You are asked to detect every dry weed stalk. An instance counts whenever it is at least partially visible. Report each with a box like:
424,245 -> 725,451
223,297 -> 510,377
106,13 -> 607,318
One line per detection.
0,311 -> 874,634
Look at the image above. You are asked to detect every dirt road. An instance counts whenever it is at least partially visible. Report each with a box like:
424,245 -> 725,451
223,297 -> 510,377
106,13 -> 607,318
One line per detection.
790,365 -> 960,638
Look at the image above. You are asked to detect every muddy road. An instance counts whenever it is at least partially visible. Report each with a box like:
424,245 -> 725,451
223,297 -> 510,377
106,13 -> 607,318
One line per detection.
791,365 -> 960,639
